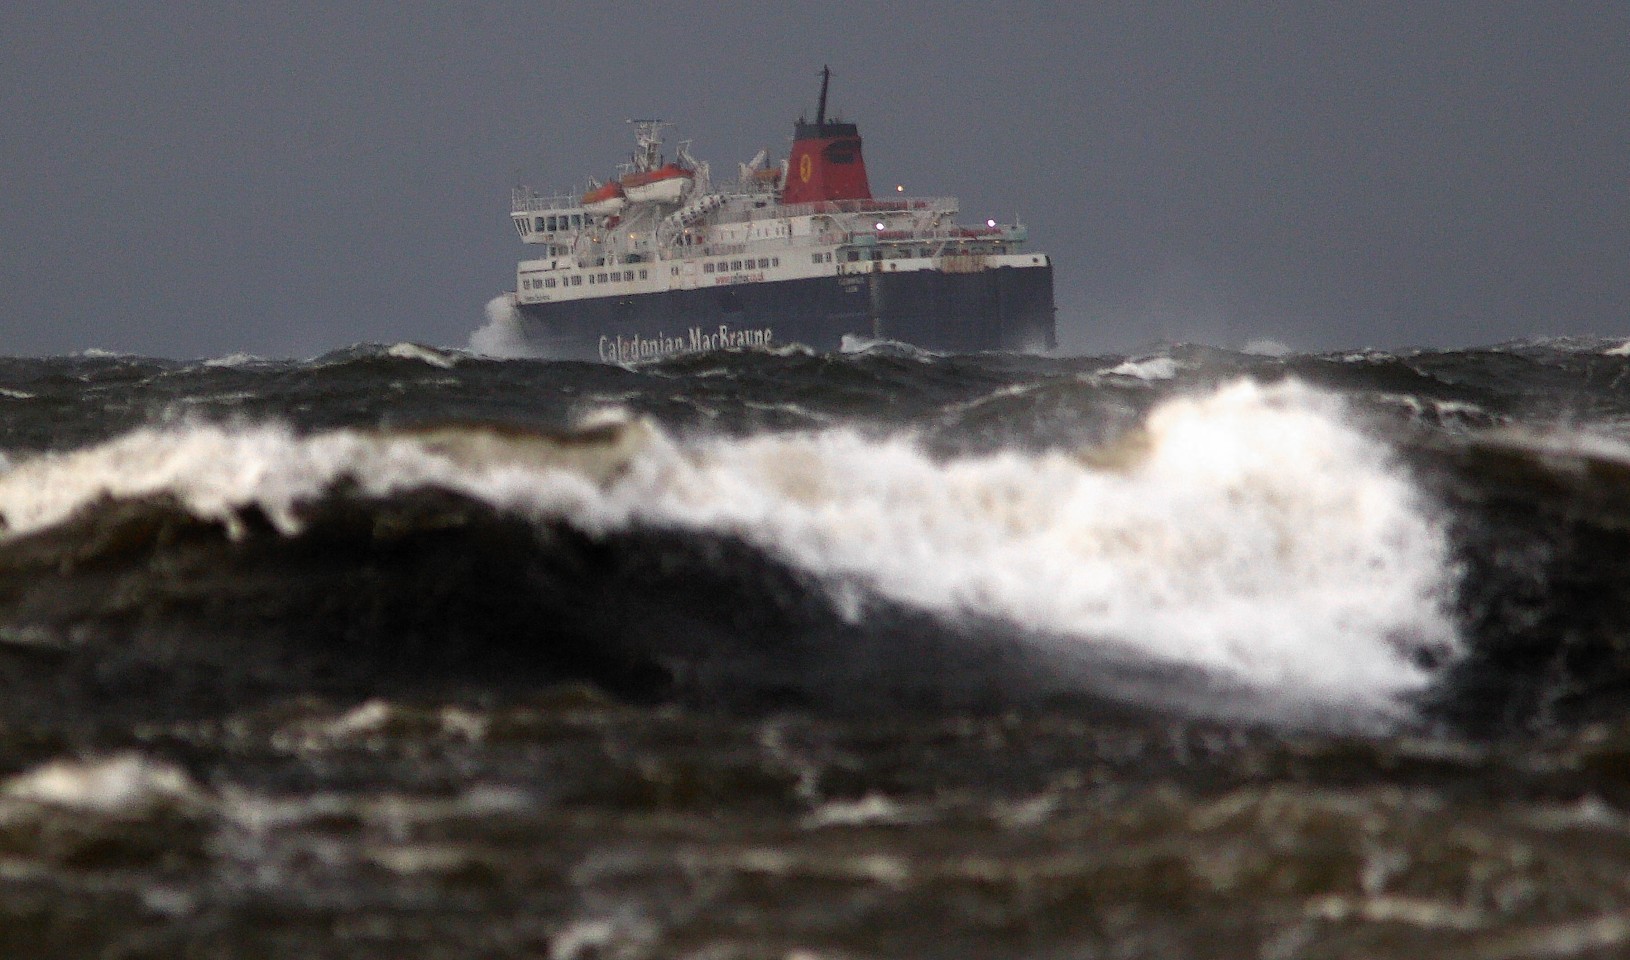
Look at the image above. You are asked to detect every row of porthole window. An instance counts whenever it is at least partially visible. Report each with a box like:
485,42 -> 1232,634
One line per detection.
703,256 -> 779,274
522,268 -> 649,291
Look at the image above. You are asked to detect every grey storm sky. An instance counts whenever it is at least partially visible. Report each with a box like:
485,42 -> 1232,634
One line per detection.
2,2 -> 1625,358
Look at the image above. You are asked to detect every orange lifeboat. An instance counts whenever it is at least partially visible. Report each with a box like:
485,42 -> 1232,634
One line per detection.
581,181 -> 626,215
620,163 -> 693,204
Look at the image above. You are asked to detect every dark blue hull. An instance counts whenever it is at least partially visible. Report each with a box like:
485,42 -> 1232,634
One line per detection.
516,264 -> 1056,361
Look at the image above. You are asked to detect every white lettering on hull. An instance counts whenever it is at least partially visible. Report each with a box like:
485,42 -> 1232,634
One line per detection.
598,325 -> 775,363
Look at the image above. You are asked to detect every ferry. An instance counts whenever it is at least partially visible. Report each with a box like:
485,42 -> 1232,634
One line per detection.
508,68 -> 1055,362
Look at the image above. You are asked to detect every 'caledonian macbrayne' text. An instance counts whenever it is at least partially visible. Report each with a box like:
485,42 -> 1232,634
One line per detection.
599,325 -> 774,362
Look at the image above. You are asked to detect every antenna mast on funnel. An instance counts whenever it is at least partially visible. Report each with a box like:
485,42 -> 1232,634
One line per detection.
816,65 -> 831,126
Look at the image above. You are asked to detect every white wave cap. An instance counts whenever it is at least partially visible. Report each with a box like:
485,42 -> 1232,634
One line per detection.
385,342 -> 458,368
0,379 -> 1459,712
2,753 -> 202,817
1102,356 -> 1180,380
603,380 -> 1458,706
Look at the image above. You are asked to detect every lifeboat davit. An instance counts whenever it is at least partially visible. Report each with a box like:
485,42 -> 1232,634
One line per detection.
581,181 -> 626,215
621,164 -> 693,204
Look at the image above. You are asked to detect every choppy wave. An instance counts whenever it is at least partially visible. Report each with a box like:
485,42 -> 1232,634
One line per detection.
9,340 -> 1630,957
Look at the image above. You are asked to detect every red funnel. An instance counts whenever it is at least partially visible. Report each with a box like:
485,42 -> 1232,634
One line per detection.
781,67 -> 873,205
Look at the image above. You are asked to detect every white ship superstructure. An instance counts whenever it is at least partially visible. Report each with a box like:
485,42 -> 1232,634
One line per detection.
507,69 -> 1055,362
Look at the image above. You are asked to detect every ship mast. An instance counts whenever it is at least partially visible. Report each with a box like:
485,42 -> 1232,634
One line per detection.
627,119 -> 668,173
816,65 -> 831,126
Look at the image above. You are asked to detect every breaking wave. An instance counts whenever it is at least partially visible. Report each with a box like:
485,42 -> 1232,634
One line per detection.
0,379 -> 1460,721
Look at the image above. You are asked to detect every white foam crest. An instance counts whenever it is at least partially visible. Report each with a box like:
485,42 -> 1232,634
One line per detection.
0,420 -> 622,539
0,381 -> 1458,711
1479,424 -> 1630,464
385,342 -> 458,368
202,352 -> 265,368
586,380 -> 1457,706
2,753 -> 202,817
1103,356 -> 1180,380
839,334 -> 939,359
469,293 -> 546,358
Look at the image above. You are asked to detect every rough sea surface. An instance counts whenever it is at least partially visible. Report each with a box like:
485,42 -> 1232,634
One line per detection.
7,334 -> 1630,957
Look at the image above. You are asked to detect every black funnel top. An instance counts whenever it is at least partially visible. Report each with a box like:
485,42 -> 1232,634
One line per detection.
794,66 -> 860,140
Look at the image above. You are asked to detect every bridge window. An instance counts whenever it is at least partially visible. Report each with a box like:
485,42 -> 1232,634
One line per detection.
772,257 -> 779,267
513,219 -> 528,237
639,269 -> 648,279
572,275 -> 582,286
704,263 -> 715,273
846,251 -> 860,262
535,217 -> 546,231
730,260 -> 742,271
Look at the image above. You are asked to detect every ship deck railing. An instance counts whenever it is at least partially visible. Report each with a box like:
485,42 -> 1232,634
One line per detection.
715,196 -> 957,225
511,189 -> 586,213
655,225 -> 1021,262
819,224 -> 1025,245
512,187 -> 959,218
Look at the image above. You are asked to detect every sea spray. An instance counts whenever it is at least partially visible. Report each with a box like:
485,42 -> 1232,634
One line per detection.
469,294 -> 546,359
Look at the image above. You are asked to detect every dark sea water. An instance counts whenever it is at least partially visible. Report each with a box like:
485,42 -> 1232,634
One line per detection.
7,337 -> 1630,957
